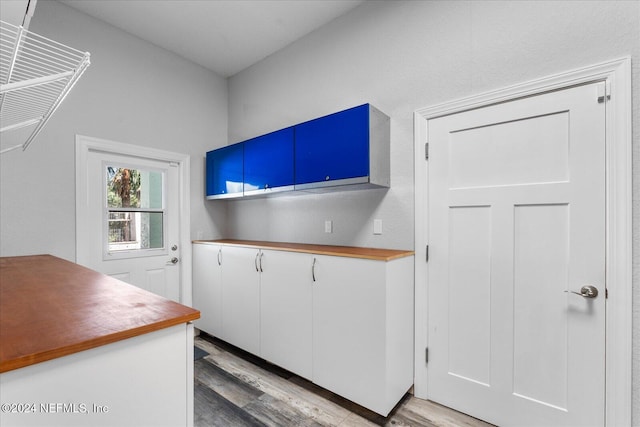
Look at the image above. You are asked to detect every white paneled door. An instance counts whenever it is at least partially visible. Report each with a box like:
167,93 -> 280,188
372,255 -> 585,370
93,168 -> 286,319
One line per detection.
427,82 -> 605,426
77,144 -> 182,303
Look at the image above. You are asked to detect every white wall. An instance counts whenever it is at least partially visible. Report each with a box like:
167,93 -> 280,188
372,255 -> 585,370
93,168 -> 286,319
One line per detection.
0,0 -> 31,27
0,0 -> 229,261
226,0 -> 640,422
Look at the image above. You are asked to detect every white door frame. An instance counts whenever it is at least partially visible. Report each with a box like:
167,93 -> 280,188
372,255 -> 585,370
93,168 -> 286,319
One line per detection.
75,135 -> 192,306
413,57 -> 632,426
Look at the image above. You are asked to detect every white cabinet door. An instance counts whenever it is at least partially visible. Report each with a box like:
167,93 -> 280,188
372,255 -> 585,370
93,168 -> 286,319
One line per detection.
312,255 -> 387,413
220,246 -> 261,355
192,244 -> 222,337
260,249 -> 313,379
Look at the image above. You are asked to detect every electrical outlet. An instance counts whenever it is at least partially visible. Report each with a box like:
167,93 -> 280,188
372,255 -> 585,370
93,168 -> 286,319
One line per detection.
325,220 -> 333,233
373,219 -> 383,235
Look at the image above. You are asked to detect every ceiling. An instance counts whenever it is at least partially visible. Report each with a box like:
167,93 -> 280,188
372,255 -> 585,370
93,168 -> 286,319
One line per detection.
57,0 -> 365,77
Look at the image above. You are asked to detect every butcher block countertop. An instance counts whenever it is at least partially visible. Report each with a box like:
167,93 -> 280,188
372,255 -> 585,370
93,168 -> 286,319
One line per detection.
0,255 -> 200,373
193,239 -> 414,261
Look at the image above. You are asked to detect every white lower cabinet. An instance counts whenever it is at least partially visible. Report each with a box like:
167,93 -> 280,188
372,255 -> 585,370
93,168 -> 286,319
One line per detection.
312,254 -> 414,416
220,245 -> 261,355
192,243 -> 222,337
260,249 -> 313,379
192,242 -> 414,416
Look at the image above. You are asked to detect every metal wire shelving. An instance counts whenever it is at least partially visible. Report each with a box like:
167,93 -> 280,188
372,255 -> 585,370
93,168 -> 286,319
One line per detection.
0,20 -> 90,154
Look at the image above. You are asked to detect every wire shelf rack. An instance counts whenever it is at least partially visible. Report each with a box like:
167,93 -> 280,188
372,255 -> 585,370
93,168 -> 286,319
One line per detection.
0,19 -> 90,154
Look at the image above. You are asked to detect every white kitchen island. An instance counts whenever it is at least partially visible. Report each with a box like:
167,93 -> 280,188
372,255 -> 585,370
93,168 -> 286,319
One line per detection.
0,255 -> 200,427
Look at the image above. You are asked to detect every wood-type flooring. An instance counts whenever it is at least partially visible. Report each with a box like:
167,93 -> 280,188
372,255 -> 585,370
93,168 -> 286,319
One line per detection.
194,334 -> 493,427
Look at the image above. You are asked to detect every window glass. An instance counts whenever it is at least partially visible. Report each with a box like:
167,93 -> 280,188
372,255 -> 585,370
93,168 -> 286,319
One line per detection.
106,166 -> 164,253
108,212 -> 164,251
106,167 -> 163,209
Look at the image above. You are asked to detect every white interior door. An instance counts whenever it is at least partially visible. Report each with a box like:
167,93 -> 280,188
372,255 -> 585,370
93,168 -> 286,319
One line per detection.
78,149 -> 182,302
427,82 -> 605,426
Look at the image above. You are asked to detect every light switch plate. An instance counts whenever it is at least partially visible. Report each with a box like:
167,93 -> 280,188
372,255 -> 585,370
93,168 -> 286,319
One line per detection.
374,219 -> 383,235
325,220 -> 333,233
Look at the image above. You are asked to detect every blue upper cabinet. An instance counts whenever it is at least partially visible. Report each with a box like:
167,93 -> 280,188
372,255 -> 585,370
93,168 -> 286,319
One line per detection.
205,103 -> 389,200
243,127 -> 295,196
294,104 -> 389,190
206,143 -> 244,199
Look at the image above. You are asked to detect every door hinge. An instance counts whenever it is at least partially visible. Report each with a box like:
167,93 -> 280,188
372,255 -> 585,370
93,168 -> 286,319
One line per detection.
425,245 -> 429,262
597,81 -> 611,103
425,347 -> 429,364
606,288 -> 608,299
425,142 -> 429,160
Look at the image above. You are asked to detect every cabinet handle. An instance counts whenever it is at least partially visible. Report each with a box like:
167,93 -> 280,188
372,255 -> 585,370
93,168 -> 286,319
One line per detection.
217,249 -> 222,266
255,251 -> 259,272
312,257 -> 317,282
259,252 -> 264,272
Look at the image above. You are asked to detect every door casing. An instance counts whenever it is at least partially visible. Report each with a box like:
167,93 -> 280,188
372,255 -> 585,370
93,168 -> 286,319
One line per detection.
413,57 -> 632,426
75,135 -> 192,306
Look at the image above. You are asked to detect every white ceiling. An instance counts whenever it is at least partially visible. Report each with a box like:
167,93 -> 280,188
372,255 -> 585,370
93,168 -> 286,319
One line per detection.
58,0 -> 365,77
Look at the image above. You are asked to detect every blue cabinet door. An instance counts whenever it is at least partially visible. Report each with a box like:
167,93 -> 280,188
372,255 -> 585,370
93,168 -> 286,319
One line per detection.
244,127 -> 294,195
206,143 -> 244,199
294,104 -> 370,186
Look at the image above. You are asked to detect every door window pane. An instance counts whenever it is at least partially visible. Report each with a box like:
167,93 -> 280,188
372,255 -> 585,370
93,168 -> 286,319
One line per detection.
106,167 -> 163,209
108,212 -> 164,251
105,166 -> 165,254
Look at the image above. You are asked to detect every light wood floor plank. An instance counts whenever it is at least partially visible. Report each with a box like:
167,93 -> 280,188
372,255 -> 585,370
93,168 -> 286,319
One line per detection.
196,337 -> 352,426
338,413 -> 381,427
399,398 -> 493,427
194,334 -> 494,427
194,380 -> 266,427
243,393 -> 325,427
195,358 -> 263,408
288,375 -> 390,424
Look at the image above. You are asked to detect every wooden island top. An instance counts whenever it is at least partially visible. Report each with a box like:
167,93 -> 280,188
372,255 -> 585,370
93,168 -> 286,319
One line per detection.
193,239 -> 414,261
0,255 -> 200,373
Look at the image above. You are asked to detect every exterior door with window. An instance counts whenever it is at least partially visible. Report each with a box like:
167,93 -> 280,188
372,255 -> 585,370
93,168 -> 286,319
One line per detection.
77,149 -> 181,302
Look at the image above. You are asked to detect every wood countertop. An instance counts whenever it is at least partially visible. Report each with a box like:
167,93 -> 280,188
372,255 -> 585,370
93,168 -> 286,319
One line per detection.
193,239 -> 414,261
0,255 -> 200,373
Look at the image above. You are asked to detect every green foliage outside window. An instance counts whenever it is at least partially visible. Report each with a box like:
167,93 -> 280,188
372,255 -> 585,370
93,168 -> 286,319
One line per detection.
107,167 -> 141,208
